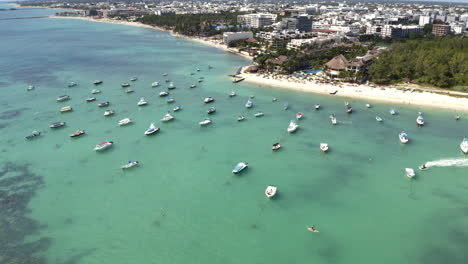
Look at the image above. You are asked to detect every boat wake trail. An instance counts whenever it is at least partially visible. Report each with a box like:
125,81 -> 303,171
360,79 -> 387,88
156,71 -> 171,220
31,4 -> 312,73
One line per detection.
425,158 -> 468,168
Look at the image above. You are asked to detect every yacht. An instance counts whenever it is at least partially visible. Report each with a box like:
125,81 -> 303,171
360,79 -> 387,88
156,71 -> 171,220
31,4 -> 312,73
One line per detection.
204,97 -> 214,103
416,112 -> 424,126
173,105 -> 181,111
69,130 -> 85,138
315,104 -> 320,110
94,141 -> 113,151
49,122 -> 66,128
296,112 -> 303,120
56,95 -> 70,102
68,82 -> 77,88
151,82 -> 160,87
104,110 -> 115,116
460,138 -> 468,154
130,77 -> 138,81
190,83 -> 197,88
254,112 -> 264,117
283,103 -> 289,110
320,143 -> 329,152
166,97 -> 175,103
168,82 -> 176,89
207,107 -> 216,114
86,97 -> 96,102
390,108 -> 397,115
137,97 -> 147,106
60,106 -> 73,112
265,186 -> 277,198
199,118 -> 212,126
118,118 -> 132,126
376,116 -> 383,122
237,115 -> 245,121
98,101 -> 109,107
144,123 -> 159,135
399,131 -> 409,144
161,113 -> 174,122
405,168 -> 415,179
126,88 -> 134,93
272,143 -> 281,150
159,91 -> 169,97
245,99 -> 253,108
121,83 -> 130,87
27,85 -> 35,91
25,131 -> 41,140
93,80 -> 103,85
122,160 -> 139,169
91,89 -> 101,94
232,162 -> 248,174
287,120 -> 298,133
229,91 -> 236,97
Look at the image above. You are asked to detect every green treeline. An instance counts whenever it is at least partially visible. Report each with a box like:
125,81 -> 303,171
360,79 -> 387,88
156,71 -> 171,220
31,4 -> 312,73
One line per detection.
368,36 -> 468,89
138,13 -> 242,36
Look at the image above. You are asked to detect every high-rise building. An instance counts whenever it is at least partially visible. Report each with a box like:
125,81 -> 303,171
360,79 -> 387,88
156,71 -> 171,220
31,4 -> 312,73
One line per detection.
419,16 -> 432,26
237,14 -> 277,29
296,15 -> 313,32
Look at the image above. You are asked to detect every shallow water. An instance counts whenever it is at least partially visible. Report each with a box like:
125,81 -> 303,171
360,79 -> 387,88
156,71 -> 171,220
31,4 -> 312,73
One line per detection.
1,4 -> 468,264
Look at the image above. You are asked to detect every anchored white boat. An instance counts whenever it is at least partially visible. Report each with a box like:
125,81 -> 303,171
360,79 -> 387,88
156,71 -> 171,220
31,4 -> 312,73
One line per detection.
190,83 -> 197,88
118,118 -> 132,126
199,118 -> 211,126
126,88 -> 134,93
121,83 -> 130,87
91,89 -> 101,94
173,105 -> 181,111
330,114 -> 337,125
376,116 -> 383,122
460,138 -> 468,154
60,106 -> 73,112
320,143 -> 329,152
50,122 -> 65,128
204,97 -> 214,103
98,101 -> 109,107
130,77 -> 138,81
245,99 -> 253,108
265,186 -> 277,198
94,141 -> 113,151
399,131 -> 409,144
166,97 -> 175,103
254,112 -> 264,117
272,143 -> 281,150
159,91 -> 169,97
161,113 -> 174,122
122,160 -> 139,169
296,112 -> 303,120
56,95 -> 70,102
144,123 -> 159,135
366,103 -> 371,108
104,110 -> 115,116
390,108 -> 397,115
315,104 -> 320,110
232,162 -> 248,174
229,91 -> 236,97
168,82 -> 176,89
151,81 -> 160,87
287,120 -> 298,133
27,85 -> 35,91
237,115 -> 245,121
137,97 -> 147,106
405,168 -> 415,178
416,112 -> 424,126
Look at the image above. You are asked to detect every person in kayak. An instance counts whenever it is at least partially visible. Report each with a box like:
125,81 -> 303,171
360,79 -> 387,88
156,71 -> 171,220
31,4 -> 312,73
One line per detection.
307,225 -> 319,232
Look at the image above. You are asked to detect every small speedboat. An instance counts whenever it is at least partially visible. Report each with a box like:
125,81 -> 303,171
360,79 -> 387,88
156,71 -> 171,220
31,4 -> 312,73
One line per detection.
25,131 -> 41,140
204,97 -> 215,103
162,73 -> 168,76
207,107 -> 216,114
390,108 -> 396,115
315,104 -> 320,110
159,91 -> 169,97
91,89 -> 101,94
229,91 -> 236,97
94,141 -> 113,151
330,114 -> 337,125
196,68 -> 200,72
144,123 -> 159,135
161,113 -> 174,122
126,88 -> 134,93
296,112 -> 303,120
287,120 -> 298,133
272,98 -> 278,102
69,130 -> 85,138
152,82 -> 160,87
98,101 -> 109,107
320,143 -> 329,152
93,80 -> 103,85
68,82 -> 77,88
166,97 -> 175,103
173,105 -> 181,111
86,97 -> 96,102
198,78 -> 204,83
104,110 -> 115,116
122,160 -> 139,169
238,115 -> 245,121
454,115 -> 460,120
346,107 -> 353,113
366,103 -> 371,108
272,143 -> 281,150
405,168 -> 415,178
254,112 -> 264,117
168,82 -> 176,89
60,106 -> 73,112
245,99 -> 253,108
376,116 -> 383,122
232,162 -> 248,174
265,186 -> 277,198
137,97 -> 147,106
283,103 -> 289,110
27,85 -> 35,91
199,118 -> 211,126
190,83 -> 197,88
399,131 -> 409,143
130,77 -> 138,82
49,122 -> 65,128
460,138 -> 468,154
416,112 -> 424,126
121,83 -> 130,87
118,118 -> 132,126
56,95 -> 70,102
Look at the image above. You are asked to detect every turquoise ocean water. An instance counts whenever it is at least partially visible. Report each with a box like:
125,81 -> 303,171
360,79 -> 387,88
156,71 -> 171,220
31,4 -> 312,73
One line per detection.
1,4 -> 468,264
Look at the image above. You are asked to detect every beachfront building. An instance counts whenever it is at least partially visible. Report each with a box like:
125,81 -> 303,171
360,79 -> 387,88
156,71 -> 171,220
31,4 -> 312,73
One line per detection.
432,24 -> 451,36
237,14 -> 277,28
223,32 -> 254,47
286,34 -> 342,50
325,52 -> 378,78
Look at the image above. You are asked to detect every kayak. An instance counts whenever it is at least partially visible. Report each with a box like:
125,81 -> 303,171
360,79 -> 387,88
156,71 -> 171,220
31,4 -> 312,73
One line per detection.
307,228 -> 319,233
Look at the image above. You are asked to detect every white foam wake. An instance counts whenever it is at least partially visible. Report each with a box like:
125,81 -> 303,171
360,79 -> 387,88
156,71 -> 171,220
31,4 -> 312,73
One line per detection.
425,158 -> 468,168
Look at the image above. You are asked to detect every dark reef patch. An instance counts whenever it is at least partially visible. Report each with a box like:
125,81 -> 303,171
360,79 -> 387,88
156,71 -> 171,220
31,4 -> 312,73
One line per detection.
0,107 -> 29,120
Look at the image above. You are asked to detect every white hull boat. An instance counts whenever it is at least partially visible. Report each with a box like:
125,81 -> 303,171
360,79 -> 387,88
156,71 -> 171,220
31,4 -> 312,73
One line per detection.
376,116 -> 383,122
104,110 -> 115,116
145,123 -> 159,135
159,91 -> 169,97
461,138 -> 468,154
399,131 -> 409,143
405,168 -> 415,178
296,112 -> 303,120
151,82 -> 160,87
161,113 -> 174,122
254,112 -> 264,117
265,186 -> 277,198
122,160 -> 139,169
416,112 -> 424,126
245,100 -> 253,108
232,162 -> 248,174
287,121 -> 298,133
118,118 -> 132,126
199,118 -> 211,126
320,143 -> 329,152
94,141 -> 113,151
204,97 -> 214,103
138,97 -> 148,106
60,106 -> 73,112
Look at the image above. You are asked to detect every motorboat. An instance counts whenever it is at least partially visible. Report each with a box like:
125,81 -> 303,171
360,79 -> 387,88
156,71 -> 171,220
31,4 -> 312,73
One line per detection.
159,91 -> 169,97
25,131 -> 41,140
60,106 -> 73,112
198,78 -> 204,83
49,122 -> 65,128
204,97 -> 215,103
199,118 -> 212,126
69,130 -> 85,138
104,110 -> 115,116
196,68 -> 200,72
122,160 -> 139,169
207,107 -> 216,114
460,138 -> 468,154
232,77 -> 245,83
320,143 -> 329,152
68,82 -> 77,88
265,186 -> 277,198
94,141 -> 113,151
126,88 -> 134,93
366,103 -> 371,108
272,98 -> 278,102
173,105 -> 181,111
137,97 -> 147,106
86,97 -> 96,102
416,112 -> 424,126
296,112 -> 303,120
130,77 -> 138,81
93,80 -> 103,85
376,116 -> 383,122
272,143 -> 281,150
151,82 -> 160,87
346,107 -> 353,113
168,82 -> 176,89
245,99 -> 253,108
161,113 -> 174,122
315,104 -> 320,110
454,115 -> 460,120
232,162 -> 248,174
238,115 -> 245,121
190,83 -> 197,88
56,95 -> 70,102
405,168 -> 415,178
98,101 -> 109,107
399,131 -> 409,143
166,97 -> 175,103
118,118 -> 132,126
254,112 -> 264,117
330,114 -> 337,125
91,89 -> 101,94
162,73 -> 168,76
144,123 -> 159,135
390,108 -> 396,115
229,91 -> 236,97
287,120 -> 298,133
283,103 -> 289,110
121,83 -> 130,87
27,85 -> 35,91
